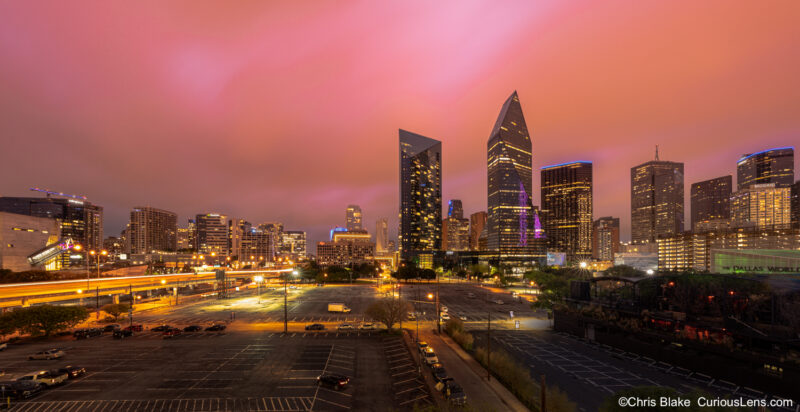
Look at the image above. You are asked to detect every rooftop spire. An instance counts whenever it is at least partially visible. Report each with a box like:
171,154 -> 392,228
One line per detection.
655,145 -> 660,161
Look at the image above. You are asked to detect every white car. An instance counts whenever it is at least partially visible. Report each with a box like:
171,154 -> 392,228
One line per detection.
423,348 -> 439,365
440,306 -> 448,313
440,313 -> 451,321
359,323 -> 376,330
0,342 -> 7,351
459,315 -> 467,321
495,300 -> 504,305
17,370 -> 68,387
28,349 -> 64,360
337,324 -> 354,331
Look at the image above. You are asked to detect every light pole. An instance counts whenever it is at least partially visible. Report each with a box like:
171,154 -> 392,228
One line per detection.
284,269 -> 298,333
254,275 -> 264,303
90,249 -> 107,320
436,270 -> 441,334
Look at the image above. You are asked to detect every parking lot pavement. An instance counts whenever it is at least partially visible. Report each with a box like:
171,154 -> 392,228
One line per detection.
0,330 -> 413,412
382,336 -> 433,409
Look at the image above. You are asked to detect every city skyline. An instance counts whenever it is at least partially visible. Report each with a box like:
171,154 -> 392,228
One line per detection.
1,2 -> 799,246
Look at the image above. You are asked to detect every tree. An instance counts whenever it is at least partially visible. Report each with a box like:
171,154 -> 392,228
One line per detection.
0,311 -> 16,339
365,298 -> 411,331
101,303 -> 130,321
11,305 -> 89,337
603,265 -> 645,278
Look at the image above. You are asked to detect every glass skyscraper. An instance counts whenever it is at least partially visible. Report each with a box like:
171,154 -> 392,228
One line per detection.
631,158 -> 684,244
736,147 -> 794,190
690,175 -> 732,231
487,91 -> 538,256
399,129 -> 441,260
541,161 -> 593,261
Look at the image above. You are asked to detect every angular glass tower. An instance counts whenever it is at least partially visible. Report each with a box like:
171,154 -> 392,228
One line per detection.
487,91 -> 537,256
399,129 -> 441,260
631,159 -> 684,244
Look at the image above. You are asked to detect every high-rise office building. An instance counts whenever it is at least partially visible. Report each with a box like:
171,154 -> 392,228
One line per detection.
731,183 -> 792,229
375,218 -> 388,253
280,231 -> 307,260
792,180 -> 800,227
442,200 -> 470,251
195,213 -> 229,257
690,176 -> 732,232
346,205 -> 363,231
736,147 -> 794,190
176,226 -> 192,250
399,129 -> 441,260
541,161 -> 593,261
0,196 -> 103,268
469,211 -> 487,251
128,207 -> 177,254
631,154 -> 684,244
487,91 -> 537,256
592,217 -> 620,261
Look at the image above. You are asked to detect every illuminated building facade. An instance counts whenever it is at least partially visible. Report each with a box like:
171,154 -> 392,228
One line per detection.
469,211 -> 487,251
487,91 -> 538,257
346,205 -> 362,231
317,228 -> 375,267
399,129 -> 441,261
281,230 -> 307,260
541,161 -> 593,261
129,206 -> 177,254
0,211 -> 60,271
592,216 -> 620,261
690,176 -> 732,232
631,158 -> 684,244
375,218 -> 389,253
0,196 -> 103,268
791,180 -> 800,228
736,146 -> 794,190
730,184 -> 792,229
195,213 -> 229,257
442,200 -> 470,252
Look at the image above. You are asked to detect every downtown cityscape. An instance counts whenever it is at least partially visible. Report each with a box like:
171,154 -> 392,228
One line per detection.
1,2 -> 800,412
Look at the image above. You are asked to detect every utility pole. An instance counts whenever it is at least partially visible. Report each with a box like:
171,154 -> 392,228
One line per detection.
95,286 -> 99,320
436,270 -> 441,334
540,375 -> 547,412
283,273 -> 288,334
129,284 -> 133,328
487,285 -> 491,381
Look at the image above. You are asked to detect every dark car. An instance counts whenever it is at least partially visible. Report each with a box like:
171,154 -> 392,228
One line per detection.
151,325 -> 172,332
0,380 -> 43,399
317,373 -> 350,391
54,366 -> 86,379
73,328 -> 102,340
103,324 -> 121,333
205,324 -> 226,332
305,324 -> 325,331
162,328 -> 182,338
183,325 -> 203,332
123,324 -> 143,332
443,380 -> 466,406
430,363 -> 448,382
113,329 -> 133,339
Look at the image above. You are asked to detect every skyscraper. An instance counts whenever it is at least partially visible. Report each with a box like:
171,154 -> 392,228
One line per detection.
736,147 -> 794,190
487,91 -> 537,256
792,180 -> 800,228
631,154 -> 684,244
592,217 -> 620,261
345,205 -> 363,231
469,211 -> 487,251
128,206 -> 177,254
690,176 -> 732,231
399,129 -> 441,260
541,161 -> 593,261
195,213 -> 229,257
375,218 -> 388,253
442,200 -> 469,251
730,183 -> 792,229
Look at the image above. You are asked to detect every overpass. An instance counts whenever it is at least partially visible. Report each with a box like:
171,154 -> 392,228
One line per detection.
0,268 -> 295,309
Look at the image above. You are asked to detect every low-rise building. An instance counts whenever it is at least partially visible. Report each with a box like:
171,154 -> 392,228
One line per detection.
0,212 -> 61,271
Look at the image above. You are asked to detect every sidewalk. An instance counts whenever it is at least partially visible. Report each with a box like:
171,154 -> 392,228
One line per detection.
435,331 -> 530,412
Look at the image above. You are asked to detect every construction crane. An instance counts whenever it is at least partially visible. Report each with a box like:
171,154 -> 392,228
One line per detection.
30,187 -> 87,200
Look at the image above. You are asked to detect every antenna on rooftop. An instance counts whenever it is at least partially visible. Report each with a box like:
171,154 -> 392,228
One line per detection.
655,145 -> 660,161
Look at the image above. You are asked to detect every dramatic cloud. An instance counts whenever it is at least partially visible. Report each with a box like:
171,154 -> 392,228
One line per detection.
1,1 -> 798,246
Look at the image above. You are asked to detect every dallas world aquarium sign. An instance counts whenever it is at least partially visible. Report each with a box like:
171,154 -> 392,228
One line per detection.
720,265 -> 800,274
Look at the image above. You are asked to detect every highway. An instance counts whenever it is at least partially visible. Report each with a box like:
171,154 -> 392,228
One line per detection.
0,268 -> 294,308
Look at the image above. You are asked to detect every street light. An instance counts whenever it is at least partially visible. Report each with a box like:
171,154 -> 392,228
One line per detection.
254,275 -> 264,303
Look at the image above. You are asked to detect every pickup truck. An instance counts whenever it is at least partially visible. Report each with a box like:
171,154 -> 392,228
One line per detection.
17,370 -> 68,387
327,303 -> 351,313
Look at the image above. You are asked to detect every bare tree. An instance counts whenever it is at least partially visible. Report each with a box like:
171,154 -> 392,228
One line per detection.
365,298 -> 410,331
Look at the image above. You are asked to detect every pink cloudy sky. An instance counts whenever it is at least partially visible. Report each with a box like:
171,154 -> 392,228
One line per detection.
1,1 -> 798,246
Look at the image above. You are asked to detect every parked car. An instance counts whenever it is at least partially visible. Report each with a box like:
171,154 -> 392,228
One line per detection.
440,305 -> 448,313
430,363 -> 448,382
359,323 -> 376,330
113,329 -> 133,339
205,324 -> 226,332
305,324 -> 325,331
423,348 -> 439,365
0,380 -> 43,399
417,341 -> 429,354
73,328 -> 102,339
467,293 -> 476,298
337,324 -> 353,331
103,324 -> 121,333
53,366 -> 85,379
162,328 -> 182,338
28,349 -> 64,360
123,324 -> 143,332
183,325 -> 203,332
458,315 -> 467,321
407,313 -> 417,321
151,325 -> 172,332
317,373 -> 350,391
17,370 -> 68,387
443,380 -> 467,405
440,313 -> 451,321
0,342 -> 7,351
495,300 -> 504,305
